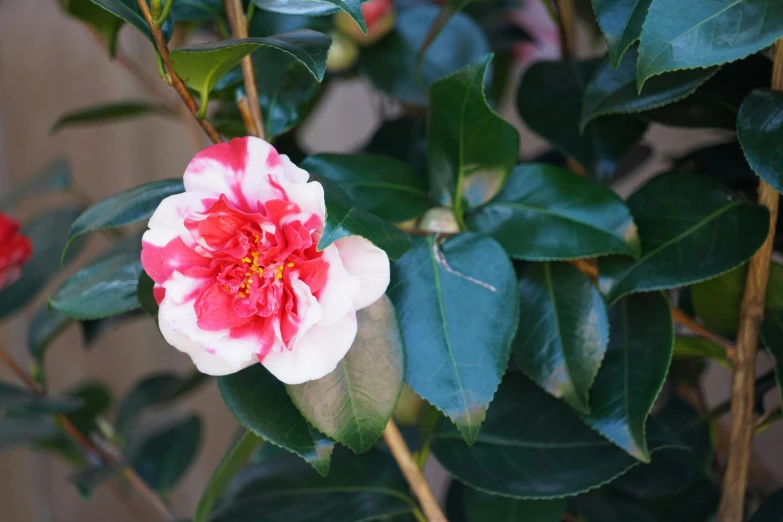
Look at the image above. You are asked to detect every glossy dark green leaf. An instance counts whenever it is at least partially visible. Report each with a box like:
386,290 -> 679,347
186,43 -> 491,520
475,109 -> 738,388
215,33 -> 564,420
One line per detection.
0,382 -> 83,414
80,310 -> 146,347
738,89 -> 783,194
691,262 -> 783,337
463,487 -> 566,522
301,153 -> 429,222
760,314 -> 783,406
87,0 -> 174,45
614,398 -> 713,499
287,296 -> 403,453
58,0 -> 125,56
59,381 -> 113,434
365,116 -> 427,174
750,489 -> 783,521
0,417 -> 59,451
0,158 -> 70,212
637,0 -> 783,89
0,207 -> 84,320
28,307 -> 73,363
170,31 -> 330,112
318,180 -> 411,259
213,447 -> 415,522
593,0 -> 651,66
171,0 -> 223,21
218,364 -> 334,476
128,415 -> 202,492
467,163 -> 640,260
252,0 -> 367,32
581,47 -> 717,130
672,141 -> 756,193
598,172 -> 769,303
388,234 -> 519,443
432,373 -> 682,498
137,270 -> 159,317
194,430 -> 262,522
427,55 -> 520,211
64,179 -> 183,257
514,262 -> 609,414
358,6 -> 490,106
51,102 -> 173,134
50,248 -> 143,320
116,371 -> 208,434
573,493 -> 658,522
584,292 -> 673,462
517,59 -> 648,181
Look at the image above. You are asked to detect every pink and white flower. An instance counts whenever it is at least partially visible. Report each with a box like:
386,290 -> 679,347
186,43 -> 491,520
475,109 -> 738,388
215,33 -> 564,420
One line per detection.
141,137 -> 390,384
0,212 -> 32,290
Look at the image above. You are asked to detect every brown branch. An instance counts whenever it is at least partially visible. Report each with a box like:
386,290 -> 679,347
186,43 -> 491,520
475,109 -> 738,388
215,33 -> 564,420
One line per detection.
135,0 -> 223,144
382,419 -> 447,522
225,0 -> 265,139
718,39 -> 783,522
0,346 -> 175,521
671,307 -> 737,364
554,0 -> 576,60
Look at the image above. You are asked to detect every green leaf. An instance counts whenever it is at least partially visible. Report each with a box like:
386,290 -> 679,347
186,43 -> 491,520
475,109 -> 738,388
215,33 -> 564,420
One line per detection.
358,6 -> 490,106
218,364 -> 334,476
194,430 -> 262,522
514,262 -> 609,414
64,179 -> 183,258
171,0 -> 223,21
28,307 -> 73,364
128,415 -> 202,492
573,493 -> 658,522
365,116 -> 427,174
581,47 -> 718,131
287,296 -> 404,454
584,292 -> 673,462
738,89 -> 783,195
0,417 -> 59,451
691,262 -> 783,337
593,0 -> 652,66
51,102 -> 173,134
673,337 -> 731,369
252,0 -> 367,33
637,0 -> 783,89
467,163 -> 640,260
427,55 -> 520,213
388,234 -> 519,444
0,382 -> 83,414
0,158 -> 70,212
463,487 -> 566,522
87,0 -> 174,45
317,180 -> 412,260
0,207 -> 85,320
170,31 -> 331,114
50,248 -> 143,320
431,373 -> 683,498
760,314 -> 783,407
58,0 -> 125,56
60,381 -> 113,433
116,371 -> 208,434
137,270 -> 159,317
598,172 -> 769,303
517,59 -> 648,181
301,153 -> 430,222
80,310 -> 145,346
750,489 -> 783,521
213,447 -> 415,522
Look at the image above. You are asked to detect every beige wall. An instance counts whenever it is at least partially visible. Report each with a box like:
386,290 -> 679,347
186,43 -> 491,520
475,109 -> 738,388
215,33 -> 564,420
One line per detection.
0,2 -> 780,521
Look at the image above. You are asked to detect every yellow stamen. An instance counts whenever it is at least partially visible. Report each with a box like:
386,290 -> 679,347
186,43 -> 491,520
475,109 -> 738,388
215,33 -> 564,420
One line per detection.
287,262 -> 294,268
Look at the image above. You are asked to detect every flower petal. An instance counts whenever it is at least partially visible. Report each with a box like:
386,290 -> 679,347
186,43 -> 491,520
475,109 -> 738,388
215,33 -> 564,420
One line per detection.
316,244 -> 361,326
143,191 -> 211,248
335,235 -> 390,310
261,310 -> 358,384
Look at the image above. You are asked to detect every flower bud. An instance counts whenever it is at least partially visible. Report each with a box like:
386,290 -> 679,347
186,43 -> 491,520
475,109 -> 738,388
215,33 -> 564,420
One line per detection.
0,212 -> 32,290
419,207 -> 461,234
326,31 -> 360,73
335,0 -> 396,46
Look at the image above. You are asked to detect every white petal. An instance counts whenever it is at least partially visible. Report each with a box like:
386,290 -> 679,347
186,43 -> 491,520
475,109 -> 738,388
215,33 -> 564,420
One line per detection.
334,235 -> 390,310
144,191 -> 210,248
317,244 -> 361,326
262,310 -> 358,384
158,311 -> 239,376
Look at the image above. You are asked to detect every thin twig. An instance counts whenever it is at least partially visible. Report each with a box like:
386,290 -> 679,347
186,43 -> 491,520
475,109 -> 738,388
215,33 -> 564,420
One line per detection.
224,0 -> 265,139
671,307 -> 738,364
718,39 -> 783,522
0,346 -> 175,521
553,0 -> 576,60
382,419 -> 447,522
135,0 -> 223,144
754,405 -> 782,434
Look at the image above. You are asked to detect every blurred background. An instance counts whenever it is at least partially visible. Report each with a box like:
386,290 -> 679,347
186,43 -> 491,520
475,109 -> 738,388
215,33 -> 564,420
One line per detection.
0,1 -> 781,520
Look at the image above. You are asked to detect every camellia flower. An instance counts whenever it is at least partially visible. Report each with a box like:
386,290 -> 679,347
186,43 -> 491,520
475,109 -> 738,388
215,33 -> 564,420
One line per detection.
141,137 -> 390,384
0,212 -> 32,291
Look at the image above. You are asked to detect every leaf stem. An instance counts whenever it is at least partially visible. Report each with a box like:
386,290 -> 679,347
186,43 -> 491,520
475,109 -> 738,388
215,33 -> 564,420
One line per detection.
553,0 -> 576,60
134,0 -> 223,144
225,0 -> 266,139
382,419 -> 448,522
718,39 -> 783,522
0,345 -> 176,521
155,0 -> 174,27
